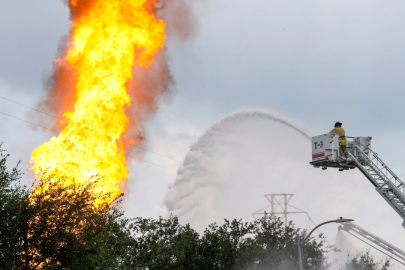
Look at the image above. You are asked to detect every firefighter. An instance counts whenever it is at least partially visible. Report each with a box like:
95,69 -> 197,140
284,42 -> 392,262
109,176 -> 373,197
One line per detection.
330,122 -> 346,156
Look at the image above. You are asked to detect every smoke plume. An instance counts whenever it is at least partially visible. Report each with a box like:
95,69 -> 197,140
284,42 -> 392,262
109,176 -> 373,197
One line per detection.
35,0 -> 198,147
29,0 -> 200,205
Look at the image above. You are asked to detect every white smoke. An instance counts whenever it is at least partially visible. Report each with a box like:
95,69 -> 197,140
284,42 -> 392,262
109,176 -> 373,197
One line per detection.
162,108 -> 405,267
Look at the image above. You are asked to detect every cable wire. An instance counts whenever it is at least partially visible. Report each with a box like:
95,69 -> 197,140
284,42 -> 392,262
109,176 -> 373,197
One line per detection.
0,112 -> 59,133
133,145 -> 181,162
0,111 -> 177,171
0,95 -> 181,162
0,95 -> 62,120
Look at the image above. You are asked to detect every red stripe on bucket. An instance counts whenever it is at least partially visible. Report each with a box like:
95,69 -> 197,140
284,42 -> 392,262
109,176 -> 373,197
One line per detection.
312,152 -> 325,159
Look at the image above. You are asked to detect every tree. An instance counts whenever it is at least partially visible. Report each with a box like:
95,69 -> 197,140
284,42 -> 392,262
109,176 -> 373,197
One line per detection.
245,217 -> 330,270
16,174 -> 131,269
123,215 -> 201,270
122,215 -> 331,270
340,251 -> 391,270
0,145 -> 29,269
0,143 -> 333,269
199,218 -> 255,270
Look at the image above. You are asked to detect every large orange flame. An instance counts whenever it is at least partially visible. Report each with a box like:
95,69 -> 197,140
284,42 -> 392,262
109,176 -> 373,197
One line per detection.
30,0 -> 166,204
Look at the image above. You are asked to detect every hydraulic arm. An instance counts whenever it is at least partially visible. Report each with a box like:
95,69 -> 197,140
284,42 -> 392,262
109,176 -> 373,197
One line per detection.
340,222 -> 405,263
310,134 -> 405,228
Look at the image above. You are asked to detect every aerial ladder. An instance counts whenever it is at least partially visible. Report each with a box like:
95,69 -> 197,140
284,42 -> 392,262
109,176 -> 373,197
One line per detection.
339,222 -> 405,265
310,134 -> 405,229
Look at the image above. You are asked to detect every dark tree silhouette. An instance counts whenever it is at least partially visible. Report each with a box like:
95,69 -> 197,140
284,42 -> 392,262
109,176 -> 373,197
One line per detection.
16,174 -> 130,269
340,251 -> 391,270
0,144 -> 392,270
0,145 -> 29,269
121,215 -> 331,270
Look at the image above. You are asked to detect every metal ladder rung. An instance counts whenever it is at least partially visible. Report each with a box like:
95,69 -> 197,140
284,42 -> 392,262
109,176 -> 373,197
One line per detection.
347,145 -> 405,226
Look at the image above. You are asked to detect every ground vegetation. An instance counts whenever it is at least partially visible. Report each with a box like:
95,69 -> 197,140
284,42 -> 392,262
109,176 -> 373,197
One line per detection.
340,251 -> 391,270
0,145 -> 392,269
0,146 -> 29,269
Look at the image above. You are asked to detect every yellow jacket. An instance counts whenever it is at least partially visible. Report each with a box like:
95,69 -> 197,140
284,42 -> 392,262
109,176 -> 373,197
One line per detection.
330,127 -> 346,146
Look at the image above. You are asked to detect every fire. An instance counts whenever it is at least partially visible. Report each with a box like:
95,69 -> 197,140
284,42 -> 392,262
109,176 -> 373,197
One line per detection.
30,0 -> 166,204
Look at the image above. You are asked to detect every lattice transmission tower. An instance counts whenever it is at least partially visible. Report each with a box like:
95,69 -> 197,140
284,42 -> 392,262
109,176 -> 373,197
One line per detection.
252,193 -> 315,228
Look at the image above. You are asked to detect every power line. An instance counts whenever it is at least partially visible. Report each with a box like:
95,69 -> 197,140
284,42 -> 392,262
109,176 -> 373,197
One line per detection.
0,111 -> 59,133
0,111 -> 177,171
134,145 -> 181,162
0,95 -> 62,120
130,156 -> 176,171
0,96 -> 181,162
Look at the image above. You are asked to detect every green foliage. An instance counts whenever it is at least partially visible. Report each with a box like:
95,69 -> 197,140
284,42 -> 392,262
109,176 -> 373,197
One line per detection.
0,146 -> 29,269
16,174 -> 131,269
250,218 -> 329,270
122,215 -> 331,270
3,145 -> 387,270
199,219 -> 255,270
0,143 -> 131,269
340,251 -> 391,270
0,144 -> 331,270
123,215 -> 201,270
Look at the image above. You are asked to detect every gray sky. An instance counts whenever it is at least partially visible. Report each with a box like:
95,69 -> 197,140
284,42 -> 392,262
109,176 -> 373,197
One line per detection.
2,0 -> 405,267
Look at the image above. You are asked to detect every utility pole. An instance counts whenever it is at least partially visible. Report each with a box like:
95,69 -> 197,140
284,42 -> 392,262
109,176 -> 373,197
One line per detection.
297,235 -> 304,270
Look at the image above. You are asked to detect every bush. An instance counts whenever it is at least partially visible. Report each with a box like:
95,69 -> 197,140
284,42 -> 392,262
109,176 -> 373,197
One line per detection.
340,251 -> 391,270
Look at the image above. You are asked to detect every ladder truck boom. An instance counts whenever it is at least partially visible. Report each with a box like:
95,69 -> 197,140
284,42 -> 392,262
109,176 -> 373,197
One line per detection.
310,134 -> 405,229
340,222 -> 405,263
